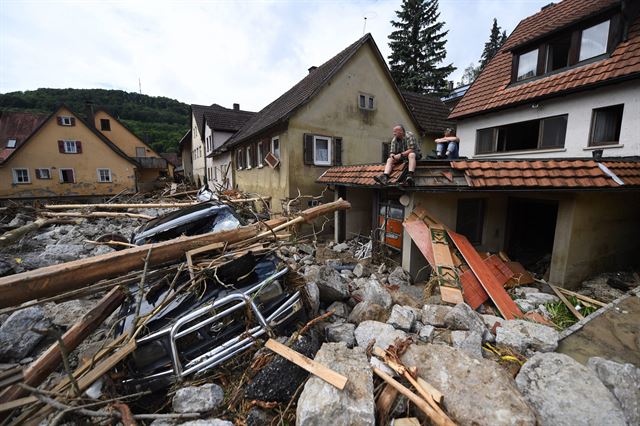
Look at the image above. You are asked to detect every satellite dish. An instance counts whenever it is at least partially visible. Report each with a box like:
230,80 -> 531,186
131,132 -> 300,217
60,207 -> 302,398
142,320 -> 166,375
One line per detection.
399,194 -> 410,207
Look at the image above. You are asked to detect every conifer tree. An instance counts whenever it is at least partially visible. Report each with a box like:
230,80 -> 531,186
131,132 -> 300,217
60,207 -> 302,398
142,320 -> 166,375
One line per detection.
479,18 -> 507,70
388,0 -> 455,95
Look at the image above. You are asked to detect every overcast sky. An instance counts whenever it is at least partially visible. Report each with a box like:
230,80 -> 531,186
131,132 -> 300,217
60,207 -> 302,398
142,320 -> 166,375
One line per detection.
1,0 -> 550,111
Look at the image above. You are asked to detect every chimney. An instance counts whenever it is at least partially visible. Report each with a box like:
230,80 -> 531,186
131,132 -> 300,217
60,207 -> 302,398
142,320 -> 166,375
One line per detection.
84,101 -> 95,128
233,103 -> 240,111
308,66 -> 318,74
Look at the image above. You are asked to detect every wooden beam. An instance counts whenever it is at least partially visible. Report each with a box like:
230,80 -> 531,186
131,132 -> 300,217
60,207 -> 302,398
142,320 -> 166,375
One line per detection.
554,287 -> 606,308
549,284 -> 584,320
40,211 -> 154,220
264,339 -> 347,390
45,203 -> 197,210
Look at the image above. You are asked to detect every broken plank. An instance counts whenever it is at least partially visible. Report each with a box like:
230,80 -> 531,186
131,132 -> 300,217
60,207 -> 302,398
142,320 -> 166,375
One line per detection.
416,377 -> 443,405
555,287 -> 606,308
549,284 -> 585,320
265,339 -> 347,390
45,202 -> 197,210
429,224 -> 463,304
459,269 -> 489,309
403,217 -> 435,268
448,230 -> 523,320
483,255 -> 514,286
40,211 -> 154,220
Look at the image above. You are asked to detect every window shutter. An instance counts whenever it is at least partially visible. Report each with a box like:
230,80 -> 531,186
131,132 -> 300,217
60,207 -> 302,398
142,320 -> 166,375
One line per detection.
76,141 -> 82,153
251,144 -> 257,167
56,117 -> 62,126
35,169 -> 41,179
382,142 -> 390,162
333,137 -> 342,166
70,117 -> 76,126
58,140 -> 65,153
303,134 -> 314,165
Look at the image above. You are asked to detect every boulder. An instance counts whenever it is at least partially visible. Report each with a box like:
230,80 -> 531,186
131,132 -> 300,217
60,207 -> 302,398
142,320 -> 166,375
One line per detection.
389,285 -> 424,309
326,301 -> 350,320
304,265 -> 321,283
0,307 -> 50,361
386,305 -> 417,332
43,300 -> 95,328
332,242 -> 350,253
516,353 -> 626,426
587,357 -> 640,426
315,266 -> 349,302
348,301 -> 388,324
417,324 -> 435,342
421,304 -> 452,327
495,320 -> 558,354
354,279 -> 393,309
325,322 -> 356,348
481,314 -> 505,330
443,303 -> 490,341
515,299 -> 536,313
514,286 -> 542,297
172,383 -> 224,413
353,263 -> 370,278
524,292 -> 559,305
450,331 -> 483,360
296,343 -> 374,425
354,320 -> 407,350
304,282 -> 320,316
402,344 -> 536,426
388,267 -> 411,287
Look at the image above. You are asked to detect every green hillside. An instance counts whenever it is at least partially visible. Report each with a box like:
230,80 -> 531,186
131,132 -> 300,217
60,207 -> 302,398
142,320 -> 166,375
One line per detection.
0,88 -> 190,153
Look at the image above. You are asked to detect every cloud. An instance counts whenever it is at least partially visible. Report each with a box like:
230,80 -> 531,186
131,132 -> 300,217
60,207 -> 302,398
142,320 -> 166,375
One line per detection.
0,0 -> 551,111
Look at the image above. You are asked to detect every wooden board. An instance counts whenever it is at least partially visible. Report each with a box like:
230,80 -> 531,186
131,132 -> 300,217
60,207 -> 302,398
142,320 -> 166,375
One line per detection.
447,230 -> 523,320
484,255 -> 514,286
459,269 -> 489,309
403,217 -> 435,268
549,284 -> 584,320
429,224 -> 463,304
505,261 -> 535,286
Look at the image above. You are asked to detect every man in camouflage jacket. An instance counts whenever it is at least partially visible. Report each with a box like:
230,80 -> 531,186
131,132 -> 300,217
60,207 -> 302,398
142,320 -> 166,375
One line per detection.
375,125 -> 421,186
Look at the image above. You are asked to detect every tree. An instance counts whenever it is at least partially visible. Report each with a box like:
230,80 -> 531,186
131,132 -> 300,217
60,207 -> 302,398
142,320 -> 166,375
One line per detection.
459,63 -> 481,86
480,18 -> 507,71
388,0 -> 455,95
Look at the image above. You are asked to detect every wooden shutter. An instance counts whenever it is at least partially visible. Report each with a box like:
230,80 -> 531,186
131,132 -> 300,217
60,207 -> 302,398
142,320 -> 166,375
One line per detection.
76,141 -> 82,153
382,142 -> 390,162
251,143 -> 257,167
70,117 -> 76,126
58,140 -> 65,153
303,134 -> 314,165
56,117 -> 62,126
35,169 -> 41,179
333,137 -> 342,166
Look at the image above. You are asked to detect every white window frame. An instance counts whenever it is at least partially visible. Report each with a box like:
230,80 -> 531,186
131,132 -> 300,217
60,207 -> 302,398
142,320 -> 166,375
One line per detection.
63,140 -> 78,153
257,142 -> 264,167
236,150 -> 243,170
59,168 -> 75,183
36,168 -> 51,179
97,168 -> 112,183
12,168 -> 30,184
313,135 -> 332,166
358,93 -> 376,110
7,139 -> 16,148
579,20 -> 610,62
246,147 -> 252,170
60,116 -> 73,126
517,49 -> 538,81
271,136 -> 280,159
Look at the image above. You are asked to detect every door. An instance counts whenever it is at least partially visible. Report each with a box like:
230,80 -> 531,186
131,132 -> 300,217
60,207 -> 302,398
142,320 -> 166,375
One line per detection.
378,201 -> 404,250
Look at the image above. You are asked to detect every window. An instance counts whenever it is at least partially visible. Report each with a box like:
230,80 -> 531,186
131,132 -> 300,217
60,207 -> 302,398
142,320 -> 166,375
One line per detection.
35,168 -> 51,179
100,119 -> 111,131
475,114 -> 568,154
136,147 -> 146,157
257,142 -> 264,167
61,140 -> 80,153
246,147 -> 251,169
545,34 -> 572,72
516,49 -> 538,81
579,20 -> 610,61
12,168 -> 30,184
358,93 -> 375,110
456,199 -> 486,245
6,139 -> 16,148
97,168 -> 112,182
359,95 -> 366,108
236,150 -> 244,170
313,136 -> 331,166
59,168 -> 75,183
590,104 -> 623,146
59,116 -> 73,126
271,137 -> 280,159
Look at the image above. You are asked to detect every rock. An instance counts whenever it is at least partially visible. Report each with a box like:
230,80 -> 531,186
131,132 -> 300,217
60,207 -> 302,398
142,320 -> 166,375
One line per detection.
388,284 -> 424,310
377,263 -> 387,274
421,304 -> 452,327
245,331 -> 320,402
402,344 -> 535,426
369,356 -> 396,377
298,243 -> 315,256
0,259 -> 15,278
386,305 -> 417,332
180,420 -> 234,426
43,300 -> 95,327
296,343 -> 374,426
347,301 -> 388,324
524,292 -> 560,305
388,267 -> 411,286
354,320 -> 407,350
247,407 -> 275,426
516,353 -> 626,426
332,242 -> 349,253
8,214 -> 30,227
304,282 -> 320,316
514,286 -> 542,297
587,357 -> 640,426
326,301 -> 350,319
515,299 -> 536,313
495,320 -> 558,354
325,322 -> 356,348
0,307 -> 50,361
481,314 -> 505,329
450,331 -> 483,360
172,383 -> 224,413
315,266 -> 350,302
353,263 -> 370,278
354,279 -> 392,309
304,265 -> 321,283
418,324 -> 435,342
443,303 -> 490,341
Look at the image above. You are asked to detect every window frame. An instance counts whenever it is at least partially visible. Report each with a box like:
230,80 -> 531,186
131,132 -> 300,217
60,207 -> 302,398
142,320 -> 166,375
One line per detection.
358,93 -> 376,110
245,146 -> 252,170
36,168 -> 51,180
12,168 -> 30,184
63,140 -> 78,153
97,168 -> 112,183
60,116 -> 73,126
515,49 -> 539,81
236,149 -> 244,170
313,135 -> 332,166
579,19 -> 611,62
6,139 -> 16,148
100,119 -> 111,131
588,104 -> 624,147
271,136 -> 280,159
257,142 -> 264,167
59,168 -> 75,184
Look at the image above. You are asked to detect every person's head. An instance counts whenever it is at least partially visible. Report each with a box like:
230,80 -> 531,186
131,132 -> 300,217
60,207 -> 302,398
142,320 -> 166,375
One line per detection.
393,125 -> 406,139
444,128 -> 456,137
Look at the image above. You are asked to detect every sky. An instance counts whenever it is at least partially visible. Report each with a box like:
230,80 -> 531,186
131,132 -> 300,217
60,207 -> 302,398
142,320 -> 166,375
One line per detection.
0,0 -> 551,111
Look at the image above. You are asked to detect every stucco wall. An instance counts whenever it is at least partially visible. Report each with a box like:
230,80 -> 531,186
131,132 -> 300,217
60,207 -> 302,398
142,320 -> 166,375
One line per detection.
93,111 -> 154,159
191,113 -> 206,186
0,107 -> 137,198
456,80 -> 640,158
343,188 -> 373,238
181,141 -> 193,181
208,130 -> 234,188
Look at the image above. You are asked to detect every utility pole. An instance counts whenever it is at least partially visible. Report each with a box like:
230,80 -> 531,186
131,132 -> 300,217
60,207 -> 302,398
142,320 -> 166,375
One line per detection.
138,77 -> 142,95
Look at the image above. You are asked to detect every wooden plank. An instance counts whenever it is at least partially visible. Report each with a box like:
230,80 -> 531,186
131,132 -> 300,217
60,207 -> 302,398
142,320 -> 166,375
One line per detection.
484,255 -> 514,286
505,261 -> 535,286
417,377 -> 443,405
45,202 -> 197,210
549,284 -> 585,320
392,418 -> 421,426
448,230 -> 523,320
403,218 -> 435,268
555,287 -> 606,308
430,224 -> 463,304
265,339 -> 347,390
459,269 -> 489,309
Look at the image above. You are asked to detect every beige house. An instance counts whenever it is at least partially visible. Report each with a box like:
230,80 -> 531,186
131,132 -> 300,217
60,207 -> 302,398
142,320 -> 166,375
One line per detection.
219,33 -> 421,212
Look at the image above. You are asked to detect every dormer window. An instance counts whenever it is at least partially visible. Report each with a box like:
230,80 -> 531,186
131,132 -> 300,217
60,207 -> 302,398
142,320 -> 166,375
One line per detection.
7,139 -> 16,148
545,33 -> 571,72
579,20 -> 610,61
516,49 -> 538,81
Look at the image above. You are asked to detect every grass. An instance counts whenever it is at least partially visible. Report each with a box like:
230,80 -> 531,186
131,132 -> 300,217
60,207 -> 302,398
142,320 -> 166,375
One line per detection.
545,295 -> 598,330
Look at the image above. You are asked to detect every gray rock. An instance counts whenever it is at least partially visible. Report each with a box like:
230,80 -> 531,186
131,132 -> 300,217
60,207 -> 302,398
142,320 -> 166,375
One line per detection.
325,322 -> 356,348
354,279 -> 393,309
516,353 -> 626,426
402,344 -> 536,426
304,282 -> 320,316
347,301 -> 388,324
377,263 -> 387,274
451,330 -> 483,360
43,300 -> 94,328
421,304 -> 452,327
354,320 -> 407,350
247,407 -> 275,426
0,307 -> 50,361
418,324 -> 435,342
332,242 -> 349,252
495,320 -> 558,353
514,286 -> 542,297
172,383 -> 224,413
389,285 -> 423,310
296,343 -> 374,426
298,243 -> 315,256
481,314 -> 505,329
386,305 -> 417,332
180,420 -> 234,426
315,266 -> 349,302
515,299 -> 536,313
524,292 -> 560,305
388,267 -> 411,286
443,303 -> 490,341
353,263 -> 370,278
587,357 -> 640,425
326,301 -> 350,319
304,265 -> 321,283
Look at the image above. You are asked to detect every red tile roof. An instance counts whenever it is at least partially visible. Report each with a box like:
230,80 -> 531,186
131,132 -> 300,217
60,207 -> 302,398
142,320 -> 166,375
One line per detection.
450,0 -> 640,119
0,111 -> 48,164
602,160 -> 640,185
317,162 -> 404,186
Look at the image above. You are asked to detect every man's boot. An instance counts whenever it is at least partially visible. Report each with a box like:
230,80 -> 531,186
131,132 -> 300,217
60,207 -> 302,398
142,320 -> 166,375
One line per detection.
404,173 -> 415,186
374,174 -> 389,185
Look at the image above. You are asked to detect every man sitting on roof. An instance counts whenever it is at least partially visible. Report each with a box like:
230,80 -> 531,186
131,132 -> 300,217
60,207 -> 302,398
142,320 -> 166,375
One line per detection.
435,128 -> 460,159
375,125 -> 421,186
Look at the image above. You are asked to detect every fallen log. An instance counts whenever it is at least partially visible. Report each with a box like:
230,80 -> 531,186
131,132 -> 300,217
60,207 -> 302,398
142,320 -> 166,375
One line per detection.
44,202 -> 197,210
40,211 -> 154,220
0,218 -> 79,247
0,198 -> 350,308
0,287 -> 126,404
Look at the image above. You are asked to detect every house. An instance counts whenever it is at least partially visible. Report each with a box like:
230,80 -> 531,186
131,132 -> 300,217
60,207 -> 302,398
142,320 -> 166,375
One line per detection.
401,91 -> 455,154
189,104 -> 254,187
221,33 -> 421,212
92,109 -> 174,191
178,129 -> 192,182
0,106 -> 138,198
317,0 -> 640,289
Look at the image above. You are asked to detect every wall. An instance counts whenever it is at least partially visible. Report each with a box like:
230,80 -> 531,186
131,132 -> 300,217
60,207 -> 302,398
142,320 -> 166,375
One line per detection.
191,113 -> 206,186
181,139 -> 193,181
208,130 -> 234,188
0,107 -> 137,198
344,187 -> 373,238
456,80 -> 640,158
